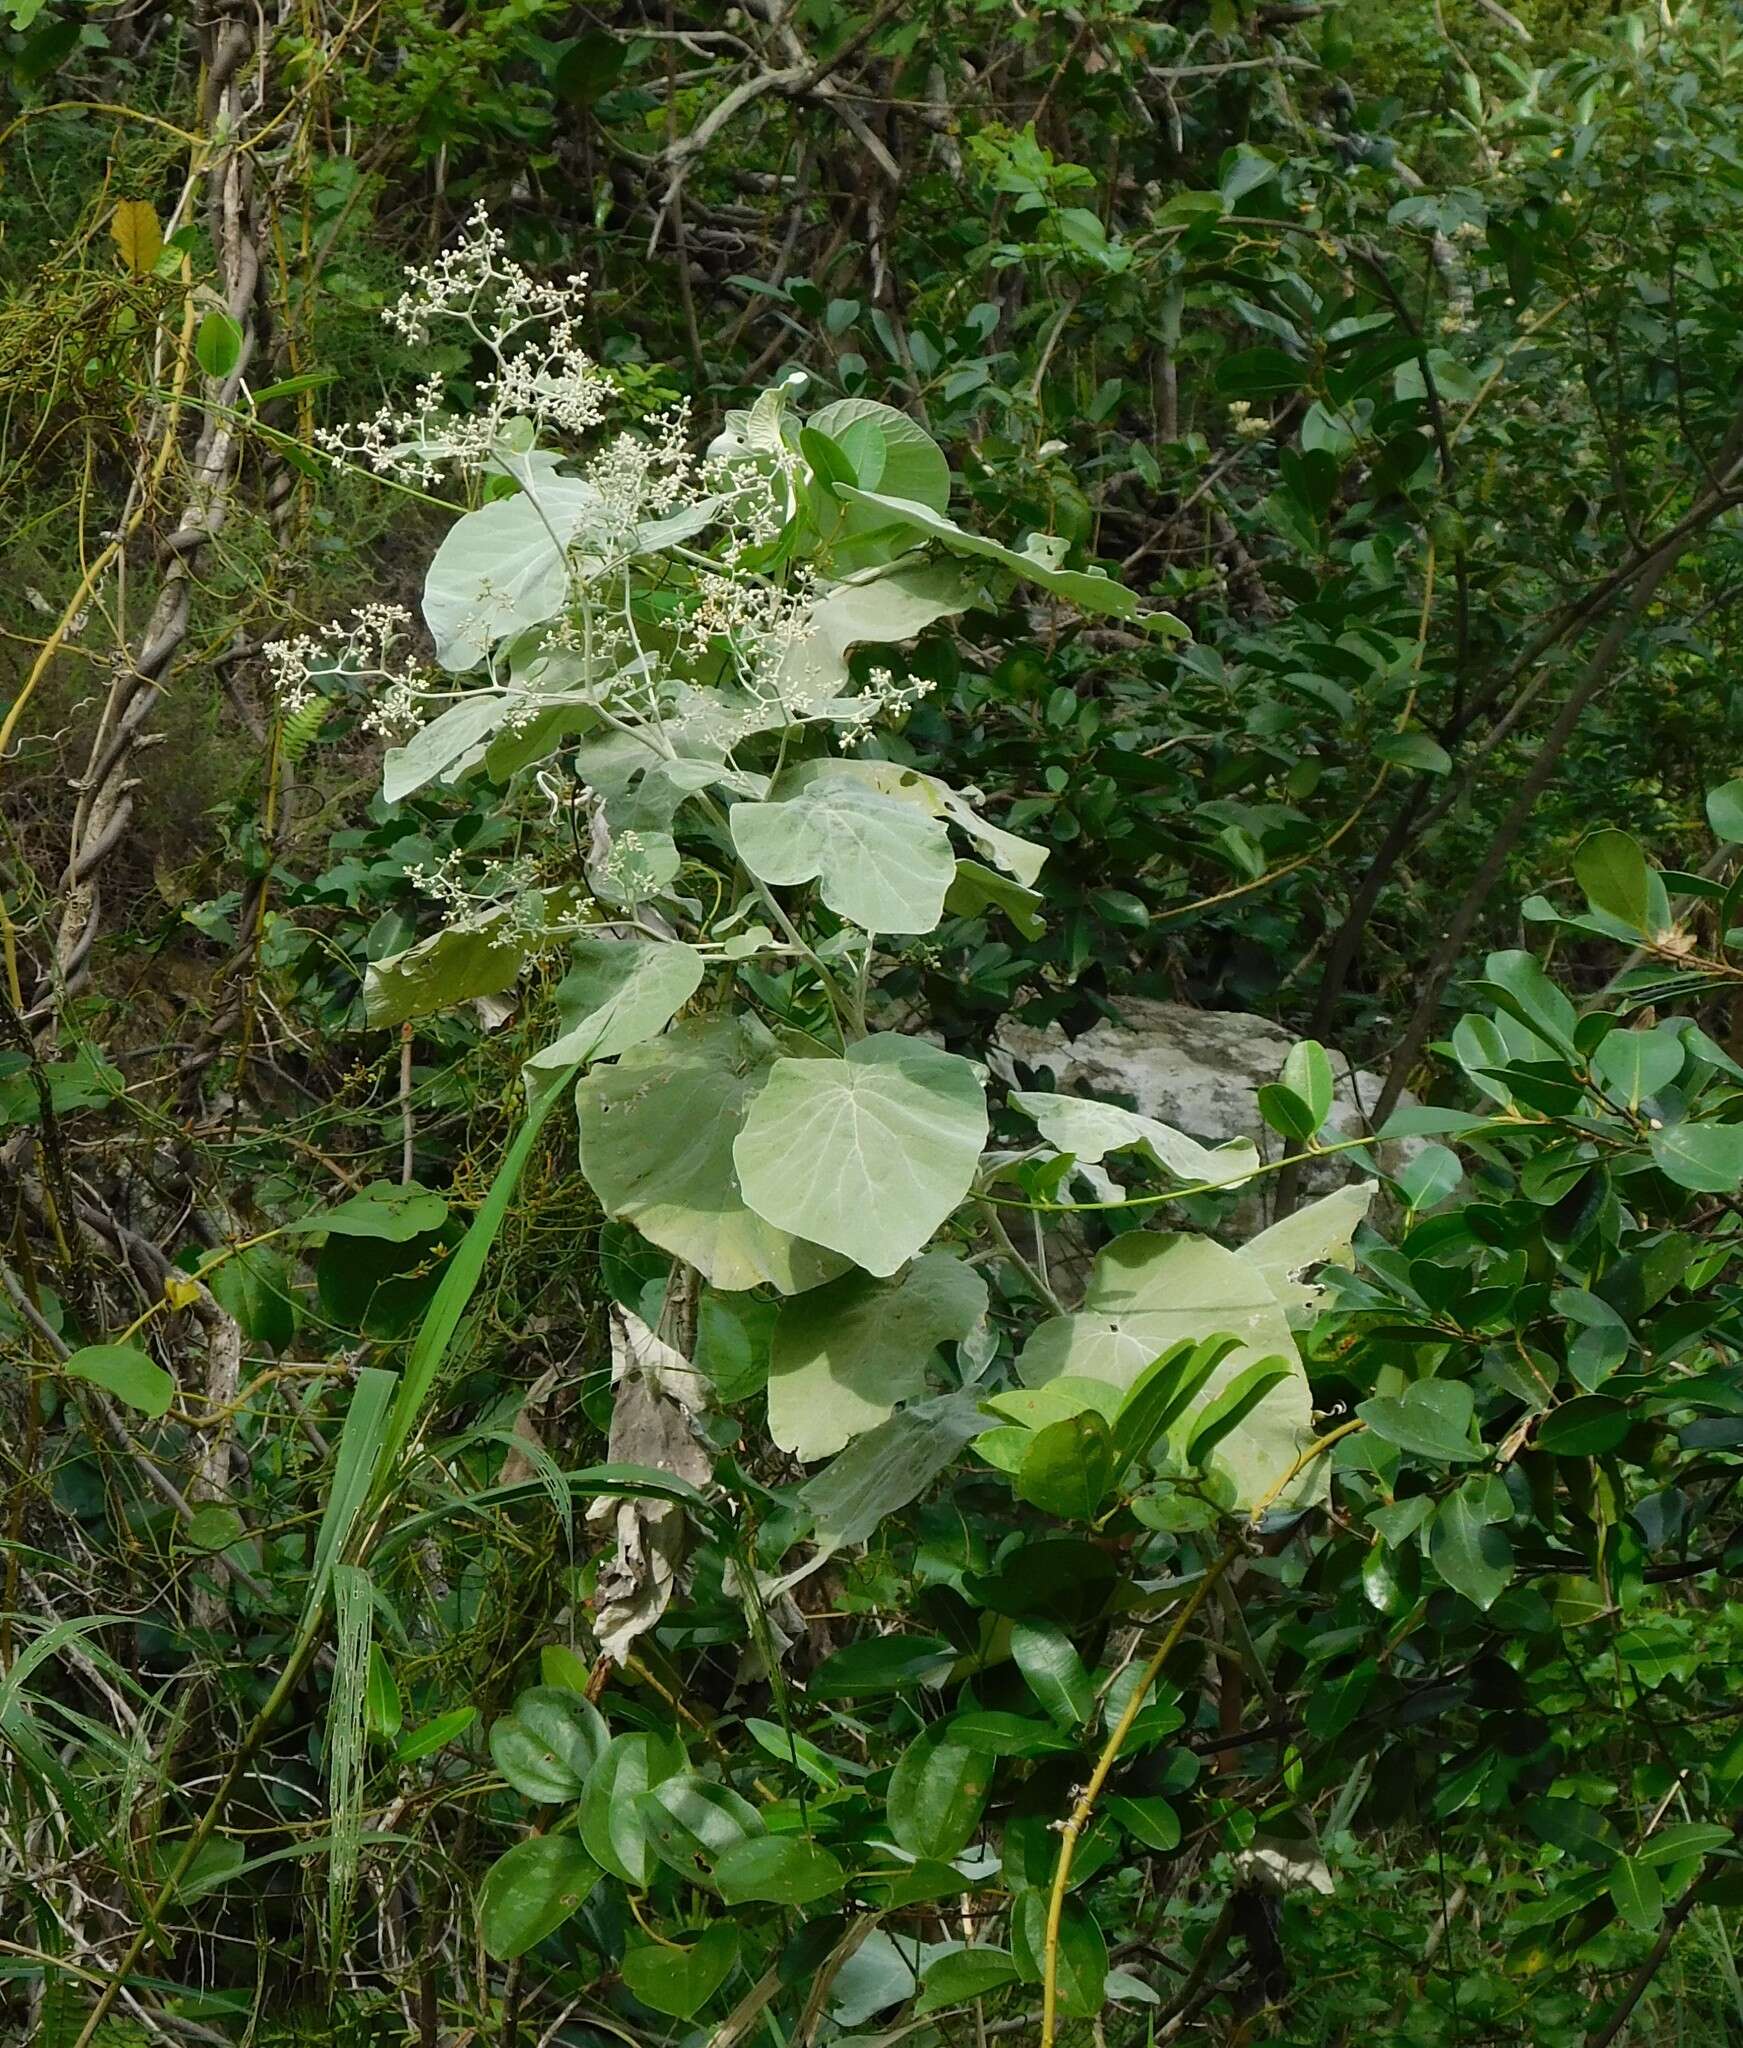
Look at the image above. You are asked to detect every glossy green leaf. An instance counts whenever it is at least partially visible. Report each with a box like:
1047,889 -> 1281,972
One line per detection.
1358,1380 -> 1482,1464
1538,1395 -> 1629,1456
1575,830 -> 1653,932
916,1947 -> 1020,2013
1012,1889 -> 1107,2016
636,1774 -> 764,1887
478,1835 -> 599,1960
1651,1122 -> 1743,1193
1609,1854 -> 1664,1934
1431,1481 -> 1513,1609
620,1925 -> 740,2018
1017,1409 -> 1117,1520
579,1730 -> 686,1884
714,1834 -> 846,1905
1011,1618 -> 1093,1726
489,1687 -> 608,1803
395,1707 -> 475,1765
886,1717 -> 995,1860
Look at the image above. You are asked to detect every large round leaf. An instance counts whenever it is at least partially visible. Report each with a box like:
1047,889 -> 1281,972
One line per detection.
767,1252 -> 987,1459
478,1835 -> 599,1959
808,398 -> 950,513
575,1016 -> 847,1294
733,1034 -> 987,1278
730,773 -> 956,935
423,478 -> 606,670
489,1688 -> 609,1804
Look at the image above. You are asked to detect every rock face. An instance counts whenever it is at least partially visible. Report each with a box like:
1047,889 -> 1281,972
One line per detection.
992,999 -> 1418,1227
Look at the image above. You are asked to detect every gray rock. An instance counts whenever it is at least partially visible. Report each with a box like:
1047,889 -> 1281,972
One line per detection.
991,999 -> 1420,1228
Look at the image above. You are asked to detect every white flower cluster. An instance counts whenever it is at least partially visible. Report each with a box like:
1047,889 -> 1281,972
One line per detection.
1227,399 -> 1272,442
317,205 -> 614,484
405,850 -> 544,931
842,665 -> 937,746
263,603 -> 436,737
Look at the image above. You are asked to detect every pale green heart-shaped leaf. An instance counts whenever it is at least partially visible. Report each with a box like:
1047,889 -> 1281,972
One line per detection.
1010,1090 -> 1259,1189
730,774 -> 955,934
423,478 -> 606,670
384,693 -> 516,804
734,1034 -> 988,1277
575,1015 -> 847,1293
478,1835 -> 600,1960
809,397 -> 951,511
778,559 -> 977,709
64,1343 -> 174,1419
946,859 -> 1045,938
526,936 -> 704,1073
620,1924 -> 739,2017
1017,1234 -> 1319,1511
767,1252 -> 987,1459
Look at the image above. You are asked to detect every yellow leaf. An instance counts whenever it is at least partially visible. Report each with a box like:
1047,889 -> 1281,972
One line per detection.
111,199 -> 162,277
163,1273 -> 201,1310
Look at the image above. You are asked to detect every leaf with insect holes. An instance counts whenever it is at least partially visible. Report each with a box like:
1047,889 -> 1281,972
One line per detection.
478,1836 -> 600,1960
